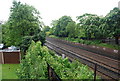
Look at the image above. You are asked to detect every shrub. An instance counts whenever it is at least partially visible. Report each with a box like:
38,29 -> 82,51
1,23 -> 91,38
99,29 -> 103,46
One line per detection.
17,41 -> 99,79
20,36 -> 33,54
20,32 -> 46,54
17,41 -> 48,79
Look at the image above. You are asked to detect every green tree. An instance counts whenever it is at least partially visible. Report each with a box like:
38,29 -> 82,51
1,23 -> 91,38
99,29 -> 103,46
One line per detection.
98,18 -> 109,39
43,26 -> 50,32
66,21 -> 78,38
50,20 -> 58,28
105,7 -> 120,44
77,13 -> 104,39
42,26 -> 51,36
20,32 -> 46,55
0,21 -> 3,43
3,1 -> 42,46
53,16 -> 73,37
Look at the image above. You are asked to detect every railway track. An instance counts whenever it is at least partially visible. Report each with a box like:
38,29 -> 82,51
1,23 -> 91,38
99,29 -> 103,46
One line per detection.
45,37 -> 120,81
53,38 -> 119,60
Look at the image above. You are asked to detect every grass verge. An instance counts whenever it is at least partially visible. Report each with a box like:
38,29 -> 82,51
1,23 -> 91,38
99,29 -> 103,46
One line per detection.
0,64 -> 2,80
2,64 -> 20,79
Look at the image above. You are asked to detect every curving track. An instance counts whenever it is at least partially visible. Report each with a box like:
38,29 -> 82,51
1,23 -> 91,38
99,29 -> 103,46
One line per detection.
45,37 -> 120,81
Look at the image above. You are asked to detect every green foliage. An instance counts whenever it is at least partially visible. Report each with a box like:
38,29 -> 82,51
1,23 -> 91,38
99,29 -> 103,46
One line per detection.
49,35 -> 59,38
0,24 -> 2,43
49,8 -> 120,44
17,41 -> 97,79
2,1 -> 42,46
46,56 -> 95,79
77,13 -> 106,39
2,64 -> 20,79
65,37 -> 101,45
105,7 -> 120,44
66,21 -> 79,38
43,26 -> 50,33
20,36 -> 32,54
52,16 -> 73,37
32,32 -> 46,45
76,8 -> 120,44
20,32 -> 46,54
105,8 -> 120,36
17,41 -> 48,79
42,26 -> 51,36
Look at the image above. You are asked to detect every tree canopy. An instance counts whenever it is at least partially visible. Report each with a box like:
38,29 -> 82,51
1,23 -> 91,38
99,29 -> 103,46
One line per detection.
48,7 -> 120,45
2,1 -> 42,46
66,21 -> 79,38
77,13 -> 106,39
52,16 -> 73,37
105,7 -> 120,44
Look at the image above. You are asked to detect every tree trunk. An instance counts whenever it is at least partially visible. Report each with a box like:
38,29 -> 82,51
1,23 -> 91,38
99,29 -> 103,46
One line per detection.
115,36 -> 119,44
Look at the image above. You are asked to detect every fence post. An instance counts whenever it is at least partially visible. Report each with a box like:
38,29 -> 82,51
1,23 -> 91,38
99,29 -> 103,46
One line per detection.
47,63 -> 50,80
47,63 -> 51,80
62,54 -> 65,59
94,63 -> 97,81
47,63 -> 61,81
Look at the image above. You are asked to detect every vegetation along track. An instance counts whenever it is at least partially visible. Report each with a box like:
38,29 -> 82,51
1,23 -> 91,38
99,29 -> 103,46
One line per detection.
45,37 -> 120,81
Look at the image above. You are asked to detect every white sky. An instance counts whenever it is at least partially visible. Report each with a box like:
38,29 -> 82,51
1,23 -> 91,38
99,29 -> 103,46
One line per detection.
0,0 -> 119,26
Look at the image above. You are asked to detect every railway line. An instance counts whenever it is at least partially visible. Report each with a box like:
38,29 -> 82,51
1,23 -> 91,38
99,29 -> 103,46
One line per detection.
45,37 -> 120,81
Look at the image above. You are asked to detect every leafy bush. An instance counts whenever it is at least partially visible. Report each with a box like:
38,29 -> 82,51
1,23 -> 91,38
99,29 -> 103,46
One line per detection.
17,41 -> 99,79
32,32 -> 46,45
17,41 -> 48,79
20,32 -> 46,54
49,35 -> 58,38
20,36 -> 33,53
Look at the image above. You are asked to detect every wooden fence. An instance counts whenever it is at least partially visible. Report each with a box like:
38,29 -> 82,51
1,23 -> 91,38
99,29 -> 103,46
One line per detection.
0,51 -> 20,64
